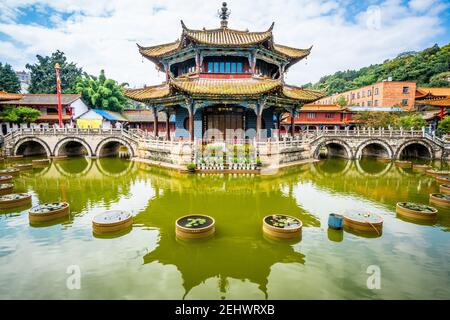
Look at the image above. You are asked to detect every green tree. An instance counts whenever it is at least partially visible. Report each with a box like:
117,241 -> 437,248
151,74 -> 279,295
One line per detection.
354,111 -> 400,128
0,63 -> 21,93
307,43 -> 450,92
429,72 -> 450,87
396,114 -> 427,129
0,106 -> 41,123
336,95 -> 347,107
438,116 -> 450,134
26,50 -> 82,94
75,70 -> 129,112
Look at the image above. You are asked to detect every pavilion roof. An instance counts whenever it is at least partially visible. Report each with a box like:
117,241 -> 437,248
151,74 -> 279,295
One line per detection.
125,77 -> 324,103
299,104 -> 346,112
0,93 -> 81,106
423,97 -> 450,107
138,21 -> 311,67
416,87 -> 450,100
0,91 -> 23,101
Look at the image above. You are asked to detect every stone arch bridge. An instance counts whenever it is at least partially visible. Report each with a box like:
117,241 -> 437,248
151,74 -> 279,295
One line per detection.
1,128 -> 140,158
307,128 -> 447,160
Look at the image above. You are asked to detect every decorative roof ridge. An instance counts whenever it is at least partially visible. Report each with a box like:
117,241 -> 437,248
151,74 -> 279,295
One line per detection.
125,83 -> 169,92
180,20 -> 274,35
136,40 -> 180,51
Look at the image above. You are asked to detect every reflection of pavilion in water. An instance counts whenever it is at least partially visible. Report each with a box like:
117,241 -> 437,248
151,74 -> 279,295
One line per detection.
136,171 -> 319,298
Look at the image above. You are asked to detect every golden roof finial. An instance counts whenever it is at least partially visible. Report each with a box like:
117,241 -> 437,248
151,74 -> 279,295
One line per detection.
218,2 -> 230,28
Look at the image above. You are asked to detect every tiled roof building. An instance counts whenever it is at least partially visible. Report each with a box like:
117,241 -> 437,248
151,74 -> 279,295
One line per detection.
125,2 -> 323,141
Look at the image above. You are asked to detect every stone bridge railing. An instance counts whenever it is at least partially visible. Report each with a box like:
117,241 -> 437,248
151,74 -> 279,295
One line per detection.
1,127 -> 142,158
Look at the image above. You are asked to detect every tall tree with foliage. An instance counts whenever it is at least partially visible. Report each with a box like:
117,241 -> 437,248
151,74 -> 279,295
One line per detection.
75,70 -> 129,112
354,111 -> 400,128
26,50 -> 82,94
0,106 -> 41,123
309,43 -> 450,95
396,114 -> 427,129
438,116 -> 450,134
0,63 -> 21,93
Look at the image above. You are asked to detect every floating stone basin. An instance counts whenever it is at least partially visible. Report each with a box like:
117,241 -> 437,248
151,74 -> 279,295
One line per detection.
439,184 -> 450,195
0,175 -> 13,183
396,202 -> 437,220
32,159 -> 50,166
412,164 -> 432,172
394,160 -> 412,168
0,193 -> 32,209
7,155 -> 23,160
29,202 -> 70,222
429,193 -> 450,207
175,214 -> 215,239
426,169 -> 450,177
14,163 -> 33,171
435,175 -> 450,184
0,183 -> 14,196
0,168 -> 20,176
262,214 -> 302,239
343,212 -> 383,235
92,210 -> 133,234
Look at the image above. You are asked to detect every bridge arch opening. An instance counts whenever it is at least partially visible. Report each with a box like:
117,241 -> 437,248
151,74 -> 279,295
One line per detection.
15,140 -> 49,157
98,140 -> 132,158
57,140 -> 90,157
399,143 -> 432,160
359,142 -> 391,159
317,142 -> 350,159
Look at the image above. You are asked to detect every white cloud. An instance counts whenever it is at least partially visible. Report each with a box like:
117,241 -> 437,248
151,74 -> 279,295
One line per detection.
0,0 -> 448,88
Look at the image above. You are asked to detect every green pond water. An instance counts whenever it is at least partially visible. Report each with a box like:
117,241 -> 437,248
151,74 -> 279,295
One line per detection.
0,157 -> 449,300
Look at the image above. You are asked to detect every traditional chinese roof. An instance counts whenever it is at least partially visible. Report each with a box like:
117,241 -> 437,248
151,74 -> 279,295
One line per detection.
123,109 -> 172,122
299,104 -> 346,112
138,14 -> 311,69
0,94 -> 81,106
423,97 -> 450,107
125,77 -> 324,103
124,84 -> 171,102
171,77 -> 280,96
416,87 -> 450,100
0,91 -> 23,101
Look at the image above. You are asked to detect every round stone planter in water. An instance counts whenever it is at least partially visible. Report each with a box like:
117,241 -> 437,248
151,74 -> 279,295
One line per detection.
92,210 -> 133,235
175,215 -> 215,239
439,184 -> 450,195
435,175 -> 450,184
32,159 -> 50,167
412,164 -> 432,172
394,160 -> 412,168
0,193 -> 32,209
262,214 -> 302,239
0,183 -> 14,196
396,202 -> 437,220
29,202 -> 70,223
14,163 -> 33,171
0,175 -> 13,183
343,212 -> 383,235
426,170 -> 450,177
51,156 -> 68,161
0,168 -> 20,176
377,158 -> 391,163
429,193 -> 450,207
7,155 -> 23,160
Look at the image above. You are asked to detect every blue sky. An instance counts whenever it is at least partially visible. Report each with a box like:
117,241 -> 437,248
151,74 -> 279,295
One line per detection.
0,0 -> 449,88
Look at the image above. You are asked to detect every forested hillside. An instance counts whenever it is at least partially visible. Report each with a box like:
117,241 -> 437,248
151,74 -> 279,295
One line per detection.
304,43 -> 450,96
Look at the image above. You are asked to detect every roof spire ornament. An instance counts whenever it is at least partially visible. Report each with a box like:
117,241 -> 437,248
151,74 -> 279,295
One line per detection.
218,2 -> 230,28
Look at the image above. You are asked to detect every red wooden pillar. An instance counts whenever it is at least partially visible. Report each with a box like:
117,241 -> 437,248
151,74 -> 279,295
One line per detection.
440,106 -> 445,120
